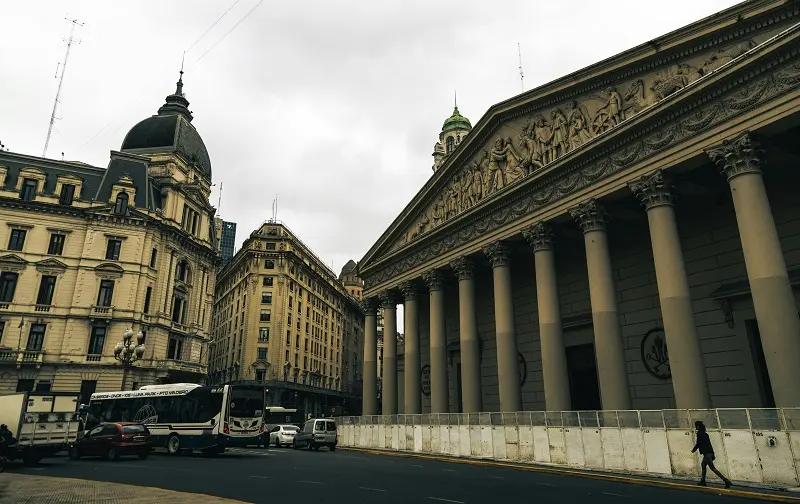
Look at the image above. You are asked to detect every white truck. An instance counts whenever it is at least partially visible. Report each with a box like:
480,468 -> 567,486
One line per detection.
0,391 -> 80,465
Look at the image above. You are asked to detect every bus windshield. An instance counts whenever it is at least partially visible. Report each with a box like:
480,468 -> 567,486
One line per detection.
229,388 -> 264,418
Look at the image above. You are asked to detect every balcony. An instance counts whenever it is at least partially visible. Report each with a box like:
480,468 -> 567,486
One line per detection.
0,349 -> 44,368
34,304 -> 51,313
0,302 -> 9,310
90,305 -> 113,318
85,354 -> 102,362
153,358 -> 206,374
171,321 -> 189,333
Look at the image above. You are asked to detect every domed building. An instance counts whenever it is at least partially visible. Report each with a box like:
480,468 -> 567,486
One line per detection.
432,103 -> 472,172
0,74 -> 219,397
339,259 -> 364,300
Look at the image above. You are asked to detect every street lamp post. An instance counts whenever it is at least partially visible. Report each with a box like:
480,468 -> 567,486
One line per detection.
114,327 -> 145,391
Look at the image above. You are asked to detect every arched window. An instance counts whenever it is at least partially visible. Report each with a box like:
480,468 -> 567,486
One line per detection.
176,260 -> 190,282
445,136 -> 455,154
114,192 -> 129,215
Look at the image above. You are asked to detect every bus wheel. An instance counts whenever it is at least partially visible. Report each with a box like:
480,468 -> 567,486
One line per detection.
166,434 -> 181,455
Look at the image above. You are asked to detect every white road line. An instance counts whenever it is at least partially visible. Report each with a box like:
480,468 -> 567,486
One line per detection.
114,464 -> 192,472
297,480 -> 324,485
602,492 -> 627,498
358,487 -> 387,492
249,476 -> 270,479
536,482 -> 555,487
412,464 -> 424,467
339,455 -> 367,460
488,476 -> 504,480
427,498 -> 465,504
441,468 -> 457,472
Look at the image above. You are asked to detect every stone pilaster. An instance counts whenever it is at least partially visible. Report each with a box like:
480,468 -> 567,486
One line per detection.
399,280 -> 421,414
423,269 -> 448,413
361,297 -> 380,415
379,290 -> 399,415
449,256 -> 481,412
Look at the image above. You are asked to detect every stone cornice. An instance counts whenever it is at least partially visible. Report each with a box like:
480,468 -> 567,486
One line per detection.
362,31 -> 800,291
359,2 -> 800,269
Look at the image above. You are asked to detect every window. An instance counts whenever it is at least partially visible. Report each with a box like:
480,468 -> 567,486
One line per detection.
256,369 -> 265,381
97,280 -> 114,307
59,184 -> 75,205
259,328 -> 269,342
16,379 -> 34,392
289,296 -> 293,308
26,324 -> 46,351
143,286 -> 152,313
20,178 -> 37,201
114,192 -> 129,215
176,260 -> 189,282
8,229 -> 26,251
0,321 -> 4,344
79,380 -> 97,403
150,248 -> 158,267
257,348 -> 268,360
0,272 -> 18,302
266,242 -> 276,250
260,309 -> 271,322
105,239 -> 121,260
88,326 -> 106,356
48,233 -> 65,255
172,296 -> 187,324
262,276 -> 273,287
261,292 -> 272,304
167,334 -> 183,360
35,380 -> 52,392
264,260 -> 275,269
36,275 -> 57,306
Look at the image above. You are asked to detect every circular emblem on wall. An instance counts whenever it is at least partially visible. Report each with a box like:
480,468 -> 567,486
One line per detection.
420,364 -> 431,396
640,327 -> 671,379
519,352 -> 527,386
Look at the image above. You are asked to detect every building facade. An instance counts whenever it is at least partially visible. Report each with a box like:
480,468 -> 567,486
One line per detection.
0,75 -> 218,398
208,221 -> 365,417
358,0 -> 800,416
432,104 -> 472,173
214,217 -> 237,265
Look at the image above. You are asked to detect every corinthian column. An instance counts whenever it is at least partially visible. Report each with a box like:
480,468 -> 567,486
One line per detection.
424,269 -> 449,413
483,241 -> 522,412
400,280 -> 421,414
629,170 -> 710,409
523,222 -> 571,412
362,298 -> 379,415
380,291 -> 399,415
450,257 -> 482,413
706,132 -> 800,407
570,200 -> 632,410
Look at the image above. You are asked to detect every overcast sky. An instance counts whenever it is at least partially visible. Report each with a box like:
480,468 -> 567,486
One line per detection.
1,0 -> 741,282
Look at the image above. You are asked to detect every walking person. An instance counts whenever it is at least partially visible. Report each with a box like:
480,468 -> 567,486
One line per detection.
691,420 -> 732,488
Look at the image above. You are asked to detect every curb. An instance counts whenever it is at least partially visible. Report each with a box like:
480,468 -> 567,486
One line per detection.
341,447 -> 800,503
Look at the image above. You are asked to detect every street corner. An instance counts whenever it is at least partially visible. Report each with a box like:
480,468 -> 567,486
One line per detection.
0,474 -> 252,504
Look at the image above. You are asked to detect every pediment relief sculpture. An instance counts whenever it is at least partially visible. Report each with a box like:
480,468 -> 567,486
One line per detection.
390,37 -> 763,253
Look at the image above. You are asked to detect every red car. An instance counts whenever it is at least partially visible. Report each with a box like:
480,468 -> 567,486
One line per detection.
69,422 -> 151,461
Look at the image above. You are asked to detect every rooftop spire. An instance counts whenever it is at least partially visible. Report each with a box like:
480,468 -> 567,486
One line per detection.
175,52 -> 185,96
157,62 -> 193,122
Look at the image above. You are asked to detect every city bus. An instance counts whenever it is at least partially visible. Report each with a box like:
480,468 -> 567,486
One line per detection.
226,384 -> 269,448
264,406 -> 302,428
84,383 -> 266,455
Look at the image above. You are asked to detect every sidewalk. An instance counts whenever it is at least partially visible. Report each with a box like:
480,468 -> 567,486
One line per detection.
0,474 -> 251,504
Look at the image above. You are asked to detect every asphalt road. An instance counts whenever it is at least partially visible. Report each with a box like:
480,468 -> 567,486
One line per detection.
5,446 -> 772,504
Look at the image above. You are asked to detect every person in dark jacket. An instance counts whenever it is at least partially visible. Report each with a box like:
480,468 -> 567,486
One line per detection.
691,421 -> 731,488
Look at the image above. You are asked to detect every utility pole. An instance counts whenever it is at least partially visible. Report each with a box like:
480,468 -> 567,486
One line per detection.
43,18 -> 83,158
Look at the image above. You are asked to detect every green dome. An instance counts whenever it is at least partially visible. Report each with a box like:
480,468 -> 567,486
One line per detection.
442,106 -> 472,133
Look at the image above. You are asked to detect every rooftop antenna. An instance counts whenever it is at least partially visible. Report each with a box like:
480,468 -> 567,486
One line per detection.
454,90 -> 457,108
0,140 -> 7,152
271,194 -> 278,222
518,42 -> 525,93
43,17 -> 84,158
217,181 -> 223,213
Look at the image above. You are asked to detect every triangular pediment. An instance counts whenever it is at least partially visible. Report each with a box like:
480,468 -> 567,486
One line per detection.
35,258 -> 68,271
360,2 -> 795,273
0,254 -> 27,271
94,262 -> 125,279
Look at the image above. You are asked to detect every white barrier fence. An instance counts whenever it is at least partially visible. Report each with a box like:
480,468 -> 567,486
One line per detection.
337,408 -> 800,488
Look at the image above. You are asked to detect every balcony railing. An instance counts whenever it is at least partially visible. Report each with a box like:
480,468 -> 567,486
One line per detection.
90,305 -> 113,318
34,304 -> 51,312
171,321 -> 189,333
85,354 -> 102,362
0,302 -> 9,310
0,349 -> 44,368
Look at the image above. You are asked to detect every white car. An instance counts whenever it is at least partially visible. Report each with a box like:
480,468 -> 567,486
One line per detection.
269,424 -> 299,447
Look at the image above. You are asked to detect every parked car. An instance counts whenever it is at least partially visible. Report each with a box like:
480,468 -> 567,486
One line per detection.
68,422 -> 151,461
269,424 -> 299,447
293,418 -> 337,451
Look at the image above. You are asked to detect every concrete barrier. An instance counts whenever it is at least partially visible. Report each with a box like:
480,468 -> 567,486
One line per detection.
338,408 -> 800,488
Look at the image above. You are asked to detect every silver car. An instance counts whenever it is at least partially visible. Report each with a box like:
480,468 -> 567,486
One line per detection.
269,424 -> 299,447
292,418 -> 337,451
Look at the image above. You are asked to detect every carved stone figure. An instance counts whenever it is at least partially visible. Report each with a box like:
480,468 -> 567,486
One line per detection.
550,109 -> 569,160
470,161 -> 484,206
700,40 -> 756,75
519,121 -> 544,173
566,100 -> 593,150
502,137 -> 526,184
486,139 -> 507,195
532,115 -> 554,165
623,79 -> 652,116
650,63 -> 700,101
593,87 -> 624,133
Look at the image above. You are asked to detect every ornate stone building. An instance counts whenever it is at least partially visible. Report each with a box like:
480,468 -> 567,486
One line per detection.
358,0 -> 800,416
0,74 -> 218,398
432,103 -> 472,173
208,221 -> 365,416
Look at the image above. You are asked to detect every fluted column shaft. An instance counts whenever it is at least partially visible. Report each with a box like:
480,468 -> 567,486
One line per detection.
362,299 -> 379,415
381,292 -> 399,415
425,270 -> 449,413
629,170 -> 710,409
523,223 -> 571,411
451,257 -> 482,413
400,281 -> 421,414
570,200 -> 632,410
707,132 -> 800,407
484,242 -> 522,412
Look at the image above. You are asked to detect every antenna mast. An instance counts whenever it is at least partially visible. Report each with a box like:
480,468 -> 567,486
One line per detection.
518,42 -> 525,92
43,17 -> 84,158
217,181 -> 223,213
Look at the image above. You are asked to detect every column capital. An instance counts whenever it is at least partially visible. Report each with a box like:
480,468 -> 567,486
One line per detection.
360,297 -> 379,315
423,269 -> 445,291
628,169 -> 674,210
379,290 -> 400,309
483,241 -> 512,268
450,256 -> 475,281
522,222 -> 555,252
705,130 -> 765,182
398,280 -> 420,301
569,199 -> 609,234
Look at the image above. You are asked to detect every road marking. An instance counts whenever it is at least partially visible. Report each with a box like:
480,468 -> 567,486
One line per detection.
359,487 -> 387,492
441,468 -> 457,472
339,455 -> 367,460
427,498 -> 464,504
602,492 -> 627,498
536,482 -> 555,487
114,464 -> 192,472
297,480 -> 324,485
412,464 -> 424,467
249,476 -> 270,479
488,476 -> 504,480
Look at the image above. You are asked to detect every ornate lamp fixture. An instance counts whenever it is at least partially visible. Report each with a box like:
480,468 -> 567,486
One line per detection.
114,328 -> 145,390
